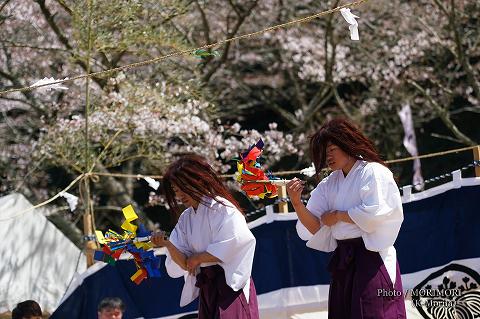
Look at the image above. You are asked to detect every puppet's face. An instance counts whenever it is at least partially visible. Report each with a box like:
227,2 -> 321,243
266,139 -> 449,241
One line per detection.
326,142 -> 354,172
172,183 -> 198,208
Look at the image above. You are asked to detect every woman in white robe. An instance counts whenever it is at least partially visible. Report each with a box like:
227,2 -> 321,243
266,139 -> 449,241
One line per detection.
287,118 -> 407,319
151,154 -> 259,319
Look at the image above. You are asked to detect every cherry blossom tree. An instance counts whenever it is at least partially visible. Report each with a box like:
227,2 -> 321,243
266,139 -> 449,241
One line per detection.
0,0 -> 303,235
1,0 -> 478,238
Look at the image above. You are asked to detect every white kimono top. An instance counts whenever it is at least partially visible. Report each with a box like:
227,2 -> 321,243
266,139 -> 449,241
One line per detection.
297,160 -> 403,284
165,196 -> 256,307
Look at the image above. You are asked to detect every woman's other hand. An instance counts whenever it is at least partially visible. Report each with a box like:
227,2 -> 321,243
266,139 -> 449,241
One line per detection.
321,210 -> 339,226
186,254 -> 202,276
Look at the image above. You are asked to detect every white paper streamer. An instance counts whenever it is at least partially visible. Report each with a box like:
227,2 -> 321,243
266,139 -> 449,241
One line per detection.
398,103 -> 424,190
59,192 -> 79,211
31,77 -> 69,91
340,8 -> 360,41
143,177 -> 160,190
300,163 -> 316,177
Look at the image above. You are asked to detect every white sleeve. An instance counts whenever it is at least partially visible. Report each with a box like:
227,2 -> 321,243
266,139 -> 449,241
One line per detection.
165,212 -> 191,278
297,177 -> 337,252
206,204 -> 255,292
306,178 -> 330,218
296,178 -> 329,241
347,164 -> 404,251
296,220 -> 314,241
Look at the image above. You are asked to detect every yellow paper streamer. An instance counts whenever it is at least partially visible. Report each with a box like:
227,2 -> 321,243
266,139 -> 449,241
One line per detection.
236,162 -> 243,182
121,205 -> 138,233
95,230 -> 107,244
130,268 -> 144,282
122,204 -> 138,221
134,242 -> 153,250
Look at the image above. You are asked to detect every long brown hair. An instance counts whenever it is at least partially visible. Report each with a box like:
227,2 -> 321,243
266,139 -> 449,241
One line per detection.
162,154 -> 243,214
310,118 -> 386,175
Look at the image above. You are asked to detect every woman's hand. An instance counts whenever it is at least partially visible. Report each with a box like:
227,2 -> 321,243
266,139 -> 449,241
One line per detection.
286,178 -> 305,205
320,210 -> 339,226
151,231 -> 169,247
186,254 -> 202,276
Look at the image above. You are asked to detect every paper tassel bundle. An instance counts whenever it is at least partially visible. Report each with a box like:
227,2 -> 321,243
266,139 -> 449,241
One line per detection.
94,205 -> 161,285
235,139 -> 279,198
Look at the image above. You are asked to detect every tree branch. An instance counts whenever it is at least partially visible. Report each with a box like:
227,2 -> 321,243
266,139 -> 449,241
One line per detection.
430,0 -> 480,99
235,80 -> 300,127
448,0 -> 480,99
1,40 -> 68,52
124,160 -> 134,197
0,52 -> 43,115
430,132 -> 463,144
333,86 -> 354,119
202,0 -> 258,83
0,96 -> 36,109
303,86 -> 333,123
53,0 -> 73,15
324,0 -> 340,83
257,90 -> 300,128
450,106 -> 480,115
110,51 -> 126,67
0,0 -> 11,14
195,0 -> 211,45
95,162 -> 155,229
286,67 -> 307,110
227,0 -> 241,16
35,0 -> 72,50
409,80 -> 476,146
34,0 -> 107,88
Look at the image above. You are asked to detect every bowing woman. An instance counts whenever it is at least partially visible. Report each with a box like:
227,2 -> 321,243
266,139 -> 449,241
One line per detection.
151,154 -> 259,319
287,118 -> 407,319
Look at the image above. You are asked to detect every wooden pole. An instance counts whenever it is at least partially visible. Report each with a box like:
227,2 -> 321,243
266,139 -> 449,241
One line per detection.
83,211 -> 96,267
83,0 -> 96,268
278,185 -> 289,213
81,178 -> 97,267
473,146 -> 480,177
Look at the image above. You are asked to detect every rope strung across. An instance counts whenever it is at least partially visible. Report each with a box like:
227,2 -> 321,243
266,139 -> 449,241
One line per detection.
0,0 -> 368,96
0,174 -> 85,222
87,145 -> 480,179
2,145 -> 478,222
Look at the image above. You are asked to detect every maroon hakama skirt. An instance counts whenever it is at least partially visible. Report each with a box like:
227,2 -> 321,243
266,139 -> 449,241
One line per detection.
195,265 -> 259,319
328,238 -> 407,319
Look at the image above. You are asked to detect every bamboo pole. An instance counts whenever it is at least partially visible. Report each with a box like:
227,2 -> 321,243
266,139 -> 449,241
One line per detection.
83,0 -> 96,268
243,179 -> 291,185
473,146 -> 480,177
278,185 -> 289,213
83,210 -> 96,266
243,179 -> 293,212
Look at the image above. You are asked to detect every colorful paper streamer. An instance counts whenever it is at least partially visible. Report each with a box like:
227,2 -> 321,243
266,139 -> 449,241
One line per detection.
235,139 -> 278,199
94,205 -> 161,285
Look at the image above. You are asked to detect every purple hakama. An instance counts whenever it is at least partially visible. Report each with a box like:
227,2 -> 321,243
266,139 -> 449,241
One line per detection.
328,238 -> 406,319
196,265 -> 259,319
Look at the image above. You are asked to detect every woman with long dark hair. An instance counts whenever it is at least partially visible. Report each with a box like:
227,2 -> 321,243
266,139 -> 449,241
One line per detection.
287,119 -> 406,318
151,154 -> 259,319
